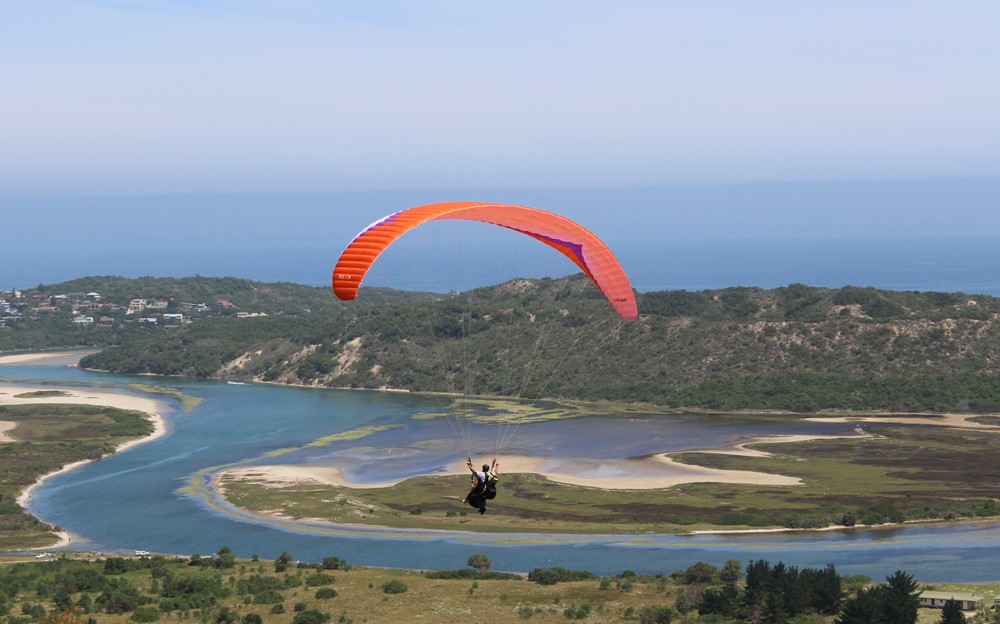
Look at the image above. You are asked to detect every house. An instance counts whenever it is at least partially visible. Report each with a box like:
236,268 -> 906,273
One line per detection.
217,299 -> 237,309
138,317 -> 158,327
127,299 -> 147,315
147,298 -> 170,311
162,313 -> 184,324
236,312 -> 268,319
86,292 -> 101,300
35,306 -> 59,313
72,315 -> 94,326
918,591 -> 983,611
99,317 -> 114,327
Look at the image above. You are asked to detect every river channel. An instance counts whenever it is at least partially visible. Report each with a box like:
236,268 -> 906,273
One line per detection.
5,362 -> 1000,582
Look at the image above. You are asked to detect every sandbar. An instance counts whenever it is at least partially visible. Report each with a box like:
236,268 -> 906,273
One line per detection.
804,413 -> 999,430
0,383 -> 169,549
218,449 -> 802,493
0,351 -> 92,366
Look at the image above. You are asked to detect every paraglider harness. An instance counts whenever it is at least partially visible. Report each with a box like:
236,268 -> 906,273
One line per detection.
480,471 -> 498,500
465,458 -> 498,507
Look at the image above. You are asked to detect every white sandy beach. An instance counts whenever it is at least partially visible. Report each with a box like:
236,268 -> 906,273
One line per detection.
0,384 -> 168,549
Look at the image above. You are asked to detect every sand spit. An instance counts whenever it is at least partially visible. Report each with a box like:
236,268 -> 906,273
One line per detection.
0,384 -> 169,550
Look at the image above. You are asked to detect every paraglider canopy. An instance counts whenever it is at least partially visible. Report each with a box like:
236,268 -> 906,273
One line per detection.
332,201 -> 637,320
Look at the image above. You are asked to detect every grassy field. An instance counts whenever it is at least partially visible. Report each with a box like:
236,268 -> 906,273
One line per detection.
220,424 -> 1000,534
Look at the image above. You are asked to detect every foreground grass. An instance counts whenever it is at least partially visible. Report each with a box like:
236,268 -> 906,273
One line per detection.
220,425 -> 1000,534
0,553 -> 678,624
2,552 -> 997,624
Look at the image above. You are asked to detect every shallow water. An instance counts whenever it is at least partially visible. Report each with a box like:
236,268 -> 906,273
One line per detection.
6,363 -> 1000,581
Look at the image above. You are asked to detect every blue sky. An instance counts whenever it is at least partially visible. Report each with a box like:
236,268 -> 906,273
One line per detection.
3,1 -> 999,197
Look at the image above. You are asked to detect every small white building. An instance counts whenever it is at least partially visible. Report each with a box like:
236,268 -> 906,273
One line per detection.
918,591 -> 982,611
162,313 -> 184,324
127,299 -> 148,315
72,315 -> 94,326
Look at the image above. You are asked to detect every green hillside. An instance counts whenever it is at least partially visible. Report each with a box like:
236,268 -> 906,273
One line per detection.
6,275 -> 1000,412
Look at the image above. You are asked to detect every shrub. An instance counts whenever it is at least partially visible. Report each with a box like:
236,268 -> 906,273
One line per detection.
270,604 -> 286,615
321,557 -> 349,571
242,615 -> 263,624
306,574 -> 335,587
563,603 -> 591,619
315,588 -> 337,600
130,607 -> 161,622
423,569 -> 521,580
381,580 -> 408,594
292,609 -> 332,624
527,567 -> 596,585
639,605 -> 672,624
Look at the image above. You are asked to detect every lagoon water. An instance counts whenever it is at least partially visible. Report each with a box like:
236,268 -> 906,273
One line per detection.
7,362 -> 1000,581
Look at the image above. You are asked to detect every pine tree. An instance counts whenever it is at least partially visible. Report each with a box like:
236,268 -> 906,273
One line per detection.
939,599 -> 967,624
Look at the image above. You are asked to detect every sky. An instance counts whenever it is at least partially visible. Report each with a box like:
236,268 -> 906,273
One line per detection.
3,1 -> 1000,198
3,1 -> 1000,293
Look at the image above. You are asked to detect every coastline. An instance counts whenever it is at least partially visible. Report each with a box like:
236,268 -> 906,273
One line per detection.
0,383 -> 169,550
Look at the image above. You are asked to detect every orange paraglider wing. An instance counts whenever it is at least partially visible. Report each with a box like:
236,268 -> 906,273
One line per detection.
332,202 -> 637,320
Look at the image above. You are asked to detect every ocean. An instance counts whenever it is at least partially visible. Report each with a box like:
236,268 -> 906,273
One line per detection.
5,235 -> 1000,297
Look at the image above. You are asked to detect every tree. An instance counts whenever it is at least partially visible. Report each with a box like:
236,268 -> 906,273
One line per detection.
939,600 -> 967,624
699,583 -> 740,619
878,571 -> 920,624
836,588 -> 879,624
684,561 -> 718,585
720,560 -> 743,586
275,551 -> 293,572
467,554 -> 492,573
215,545 -> 236,569
806,564 -> 844,615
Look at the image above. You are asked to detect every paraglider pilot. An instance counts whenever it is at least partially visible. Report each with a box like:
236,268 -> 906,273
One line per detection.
464,457 -> 498,515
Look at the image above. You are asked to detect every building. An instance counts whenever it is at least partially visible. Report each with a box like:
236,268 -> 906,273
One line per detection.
99,317 -> 115,327
138,317 -> 158,327
918,591 -> 983,611
72,315 -> 94,326
162,313 -> 184,325
127,299 -> 148,315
